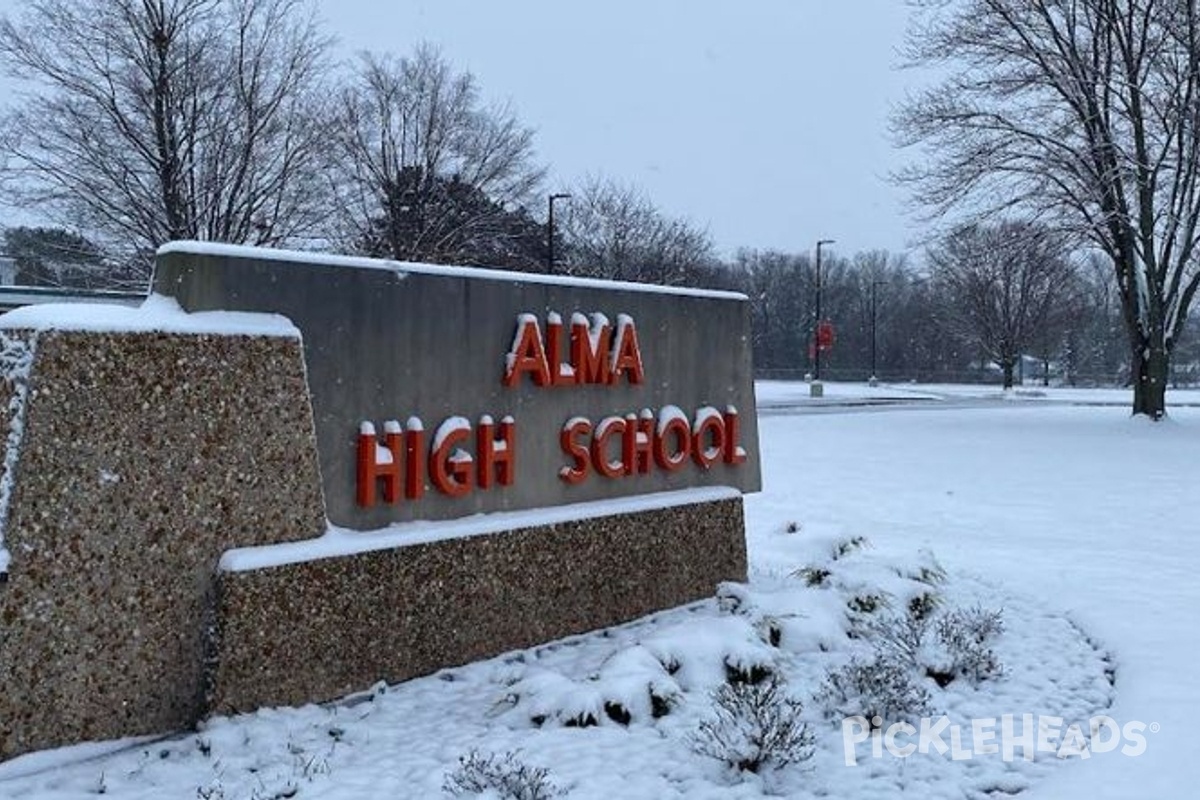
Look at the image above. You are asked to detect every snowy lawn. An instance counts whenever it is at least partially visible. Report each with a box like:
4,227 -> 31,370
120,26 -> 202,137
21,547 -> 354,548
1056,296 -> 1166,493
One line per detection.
758,402 -> 1199,799
0,397 -> 1195,798
755,378 -> 1200,408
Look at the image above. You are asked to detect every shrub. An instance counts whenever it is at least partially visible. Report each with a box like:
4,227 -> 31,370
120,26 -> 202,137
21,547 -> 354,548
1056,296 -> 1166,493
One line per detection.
792,566 -> 831,587
724,656 -> 774,686
443,750 -> 563,799
847,593 -> 889,615
866,609 -> 930,666
716,582 -> 753,615
907,591 -> 942,622
832,535 -> 869,559
196,783 -> 225,800
932,606 -> 1004,685
755,615 -> 783,647
901,551 -> 947,586
817,652 -> 933,726
690,673 -> 814,774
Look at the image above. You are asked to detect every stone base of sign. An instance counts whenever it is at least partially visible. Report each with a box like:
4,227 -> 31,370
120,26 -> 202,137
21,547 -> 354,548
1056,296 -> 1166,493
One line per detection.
208,495 -> 747,713
0,328 -> 326,761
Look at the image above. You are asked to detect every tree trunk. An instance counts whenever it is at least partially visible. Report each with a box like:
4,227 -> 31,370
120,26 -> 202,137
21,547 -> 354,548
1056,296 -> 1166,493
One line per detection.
1001,358 -> 1015,390
1131,337 -> 1169,419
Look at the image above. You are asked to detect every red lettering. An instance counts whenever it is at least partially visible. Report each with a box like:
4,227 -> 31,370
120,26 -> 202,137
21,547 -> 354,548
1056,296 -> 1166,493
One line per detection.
692,408 -> 726,470
404,421 -> 426,500
591,416 -> 627,479
610,314 -> 645,385
622,412 -> 653,475
504,315 -> 551,387
477,415 -> 516,489
431,419 -> 474,497
558,405 -> 748,485
723,406 -> 748,465
356,422 -> 404,506
654,411 -> 692,471
559,418 -> 592,484
570,313 -> 612,385
545,315 -> 577,387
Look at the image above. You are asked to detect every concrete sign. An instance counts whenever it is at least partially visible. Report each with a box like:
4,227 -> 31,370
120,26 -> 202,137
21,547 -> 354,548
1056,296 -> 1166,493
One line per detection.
154,243 -> 761,530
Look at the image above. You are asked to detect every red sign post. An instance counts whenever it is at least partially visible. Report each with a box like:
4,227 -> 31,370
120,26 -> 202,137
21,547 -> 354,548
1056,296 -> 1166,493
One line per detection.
817,320 -> 835,351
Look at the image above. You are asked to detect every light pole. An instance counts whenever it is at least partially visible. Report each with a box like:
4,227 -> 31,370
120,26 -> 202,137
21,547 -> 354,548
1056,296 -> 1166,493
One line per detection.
814,239 -> 835,381
870,279 -> 885,385
547,193 -> 571,272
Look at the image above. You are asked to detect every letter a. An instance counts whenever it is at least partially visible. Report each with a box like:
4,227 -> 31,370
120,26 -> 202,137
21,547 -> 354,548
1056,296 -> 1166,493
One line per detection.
503,314 -> 551,387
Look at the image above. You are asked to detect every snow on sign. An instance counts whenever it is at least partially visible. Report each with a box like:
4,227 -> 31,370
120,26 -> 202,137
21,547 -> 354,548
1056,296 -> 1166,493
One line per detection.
154,242 -> 761,529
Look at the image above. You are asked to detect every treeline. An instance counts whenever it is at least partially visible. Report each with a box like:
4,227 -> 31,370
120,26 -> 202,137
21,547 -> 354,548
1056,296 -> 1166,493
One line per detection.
713,245 -> 1197,388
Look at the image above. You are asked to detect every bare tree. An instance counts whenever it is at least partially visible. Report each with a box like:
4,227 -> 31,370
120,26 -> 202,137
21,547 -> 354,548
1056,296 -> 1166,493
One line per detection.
0,0 -> 331,286
327,44 -> 546,266
1059,251 -> 1127,384
733,248 -> 812,371
559,176 -> 716,285
851,250 -> 911,381
927,221 -> 1079,389
896,0 -> 1200,417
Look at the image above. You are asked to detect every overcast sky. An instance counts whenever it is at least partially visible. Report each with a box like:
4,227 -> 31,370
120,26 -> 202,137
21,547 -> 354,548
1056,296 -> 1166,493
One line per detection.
0,0 -> 928,261
313,1 -> 925,260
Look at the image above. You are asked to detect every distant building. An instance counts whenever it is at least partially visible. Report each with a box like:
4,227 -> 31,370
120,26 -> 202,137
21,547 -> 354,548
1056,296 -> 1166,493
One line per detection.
0,256 -> 15,286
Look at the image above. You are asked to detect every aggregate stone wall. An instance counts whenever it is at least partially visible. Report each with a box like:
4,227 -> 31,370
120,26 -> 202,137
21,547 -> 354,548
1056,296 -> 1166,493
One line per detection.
209,496 -> 747,713
0,329 -> 325,760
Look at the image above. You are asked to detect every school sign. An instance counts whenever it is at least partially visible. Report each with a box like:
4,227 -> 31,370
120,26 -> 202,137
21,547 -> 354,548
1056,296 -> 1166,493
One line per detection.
0,242 -> 758,760
153,243 -> 760,525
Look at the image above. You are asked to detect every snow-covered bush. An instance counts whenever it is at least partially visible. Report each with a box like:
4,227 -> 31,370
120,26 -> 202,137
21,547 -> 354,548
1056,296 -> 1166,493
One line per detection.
443,750 -> 563,799
594,645 -> 684,723
715,582 -> 787,649
859,603 -> 1004,688
715,581 -> 753,614
901,555 -> 947,588
847,592 -> 889,616
498,647 -> 686,728
724,655 -> 775,686
866,608 -> 931,666
789,536 -> 866,586
499,669 -> 605,728
907,590 -> 942,622
831,535 -> 868,559
690,673 -> 814,774
817,652 -> 933,726
196,781 -> 225,799
930,606 -> 1005,685
792,565 -> 831,587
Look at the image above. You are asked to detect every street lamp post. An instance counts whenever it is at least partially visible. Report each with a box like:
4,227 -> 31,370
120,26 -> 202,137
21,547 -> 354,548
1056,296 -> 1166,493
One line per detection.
547,193 -> 571,272
814,239 -> 835,382
870,279 -> 885,385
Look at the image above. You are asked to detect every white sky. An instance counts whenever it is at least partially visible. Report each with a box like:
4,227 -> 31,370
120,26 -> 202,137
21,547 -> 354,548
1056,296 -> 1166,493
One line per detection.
0,0 -> 929,261
314,0 -> 926,259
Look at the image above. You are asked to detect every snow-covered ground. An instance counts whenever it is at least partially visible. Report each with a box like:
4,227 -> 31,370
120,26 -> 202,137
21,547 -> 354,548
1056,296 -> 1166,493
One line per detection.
1,383 -> 1195,798
756,378 -> 1200,408
755,393 -> 1198,800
